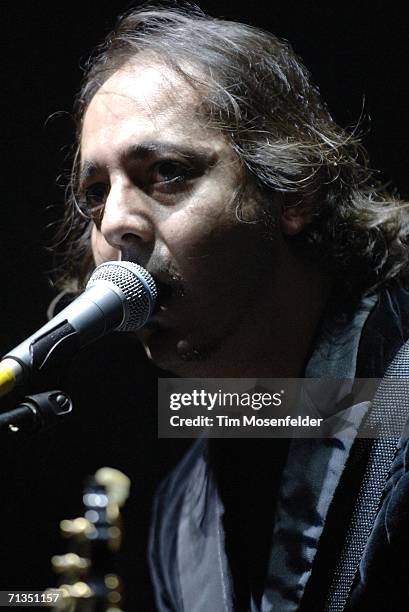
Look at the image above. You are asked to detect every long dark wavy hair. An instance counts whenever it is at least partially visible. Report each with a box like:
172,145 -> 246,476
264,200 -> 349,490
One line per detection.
56,4 -> 409,304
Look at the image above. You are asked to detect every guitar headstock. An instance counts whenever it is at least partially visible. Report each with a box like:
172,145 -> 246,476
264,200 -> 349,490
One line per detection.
45,467 -> 130,611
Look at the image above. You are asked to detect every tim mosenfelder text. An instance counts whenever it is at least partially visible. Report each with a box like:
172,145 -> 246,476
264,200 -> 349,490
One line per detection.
169,415 -> 323,427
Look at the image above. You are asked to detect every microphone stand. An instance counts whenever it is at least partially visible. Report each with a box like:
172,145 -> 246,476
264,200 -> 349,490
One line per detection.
0,391 -> 73,434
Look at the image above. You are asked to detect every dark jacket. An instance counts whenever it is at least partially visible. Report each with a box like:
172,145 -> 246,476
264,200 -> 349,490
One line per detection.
149,287 -> 409,611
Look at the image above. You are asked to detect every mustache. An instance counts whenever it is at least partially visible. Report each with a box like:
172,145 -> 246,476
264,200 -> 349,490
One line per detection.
119,249 -> 186,298
128,260 -> 186,298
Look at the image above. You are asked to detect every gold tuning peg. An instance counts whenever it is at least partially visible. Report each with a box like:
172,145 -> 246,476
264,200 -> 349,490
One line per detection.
60,517 -> 96,539
59,582 -> 93,599
52,553 -> 90,574
104,573 -> 120,590
94,467 -> 130,508
104,573 -> 122,605
42,583 -> 93,610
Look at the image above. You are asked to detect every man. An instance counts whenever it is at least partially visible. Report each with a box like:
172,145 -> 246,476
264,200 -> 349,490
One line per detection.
58,5 -> 409,611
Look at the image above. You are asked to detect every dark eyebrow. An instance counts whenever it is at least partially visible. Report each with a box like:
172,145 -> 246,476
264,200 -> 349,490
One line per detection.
79,141 -> 216,187
124,141 -> 215,164
79,161 -> 100,188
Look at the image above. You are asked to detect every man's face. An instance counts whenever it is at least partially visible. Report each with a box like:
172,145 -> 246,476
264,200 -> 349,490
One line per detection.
81,61 -> 281,375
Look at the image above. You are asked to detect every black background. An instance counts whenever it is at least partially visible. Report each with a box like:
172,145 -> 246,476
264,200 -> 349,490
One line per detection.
0,1 -> 408,610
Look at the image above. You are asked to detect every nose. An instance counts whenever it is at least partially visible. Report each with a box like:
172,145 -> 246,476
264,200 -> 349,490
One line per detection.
99,181 -> 155,252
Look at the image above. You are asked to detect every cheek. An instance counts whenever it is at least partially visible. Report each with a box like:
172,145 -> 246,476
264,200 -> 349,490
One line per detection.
91,226 -> 120,265
157,159 -> 245,265
161,206 -> 258,286
161,210 -> 226,268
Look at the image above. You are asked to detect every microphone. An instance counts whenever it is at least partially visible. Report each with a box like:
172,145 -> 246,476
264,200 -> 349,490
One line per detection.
0,261 -> 157,398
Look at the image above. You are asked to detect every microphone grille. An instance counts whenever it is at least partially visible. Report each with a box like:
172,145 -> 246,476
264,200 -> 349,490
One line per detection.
87,261 -> 157,331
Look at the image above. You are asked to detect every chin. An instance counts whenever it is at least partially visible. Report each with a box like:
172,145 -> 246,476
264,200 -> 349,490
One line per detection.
140,326 -> 223,376
138,327 -> 182,373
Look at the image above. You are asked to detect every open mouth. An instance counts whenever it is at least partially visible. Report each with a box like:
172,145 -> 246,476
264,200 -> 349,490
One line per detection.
144,278 -> 183,329
152,279 -> 174,312
152,273 -> 186,306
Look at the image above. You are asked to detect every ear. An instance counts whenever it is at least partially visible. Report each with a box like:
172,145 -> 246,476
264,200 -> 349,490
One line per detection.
280,196 -> 313,236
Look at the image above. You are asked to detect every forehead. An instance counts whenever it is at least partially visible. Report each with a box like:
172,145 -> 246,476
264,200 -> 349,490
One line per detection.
81,61 -> 213,158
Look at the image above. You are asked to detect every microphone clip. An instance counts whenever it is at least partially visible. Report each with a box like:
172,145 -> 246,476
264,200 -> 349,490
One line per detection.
0,390 -> 73,435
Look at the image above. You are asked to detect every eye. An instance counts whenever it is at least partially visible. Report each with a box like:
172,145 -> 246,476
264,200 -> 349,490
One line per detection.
85,182 -> 108,207
78,182 -> 108,221
150,160 -> 196,187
